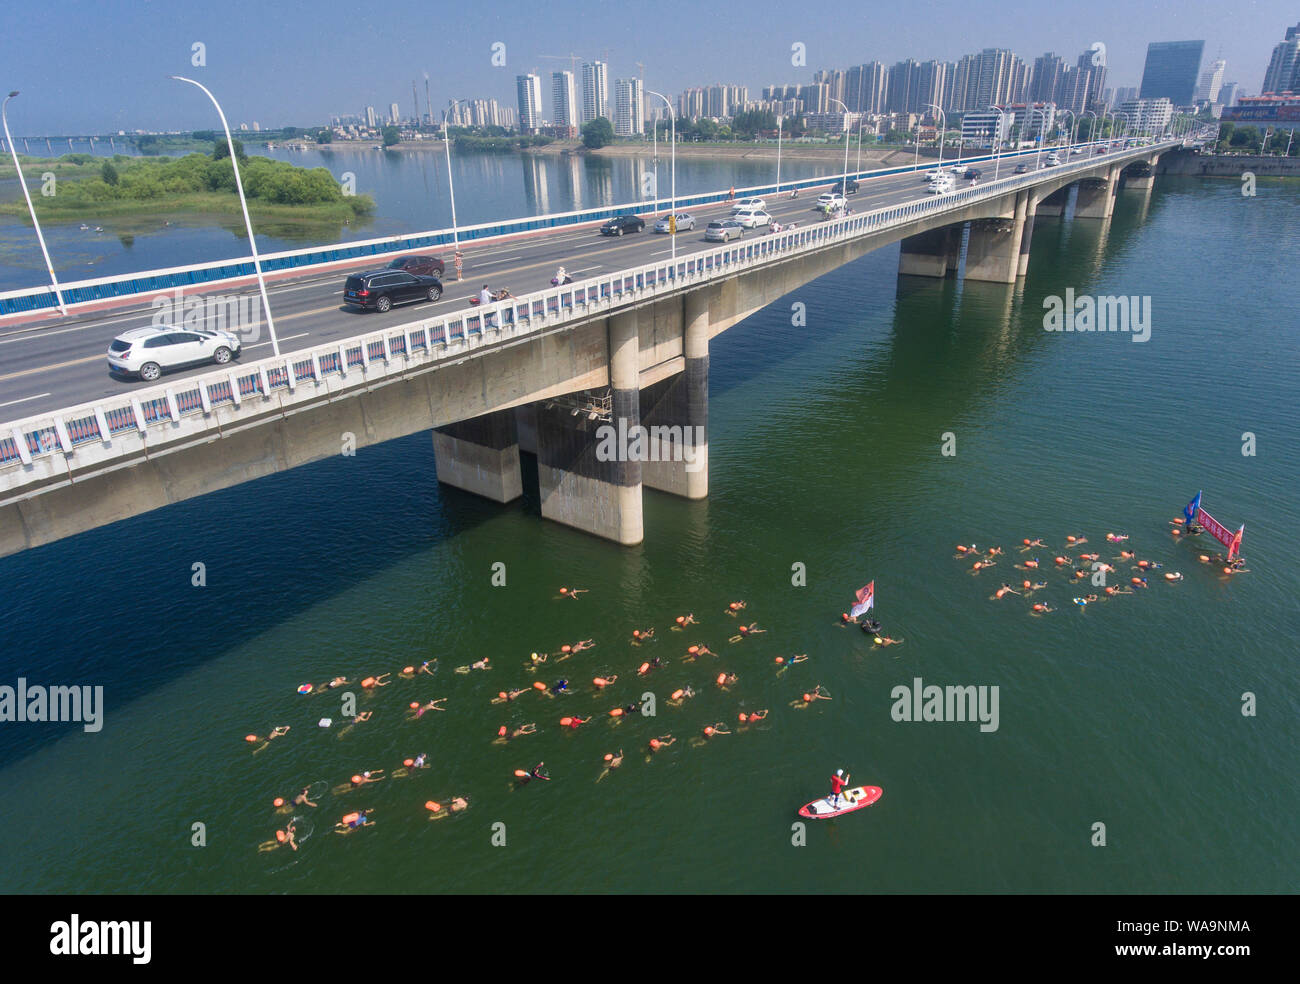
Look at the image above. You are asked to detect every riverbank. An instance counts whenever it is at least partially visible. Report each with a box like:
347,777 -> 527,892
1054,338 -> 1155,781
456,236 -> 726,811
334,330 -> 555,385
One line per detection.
1157,148 -> 1300,177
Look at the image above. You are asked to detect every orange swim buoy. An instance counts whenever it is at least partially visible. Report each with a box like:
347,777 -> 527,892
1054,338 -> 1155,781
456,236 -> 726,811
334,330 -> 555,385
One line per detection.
560,717 -> 573,727
273,797 -> 284,807
670,689 -> 684,700
403,758 -> 414,767
559,587 -> 569,595
774,656 -> 785,664
802,693 -> 812,703
409,701 -> 419,709
675,616 -> 685,625
1055,556 -> 1067,565
638,662 -> 650,675
532,681 -> 546,691
497,691 -> 507,700
342,812 -> 359,824
425,801 -> 442,812
649,739 -> 661,750
361,677 -> 376,688
738,713 -> 748,723
275,830 -> 286,842
1223,566 -> 1233,574
1022,538 -> 1031,545
1164,573 -> 1178,580
610,707 -> 624,717
1022,580 -> 1031,589
561,645 -> 572,653
1199,555 -> 1209,563
244,734 -> 257,743
351,775 -> 363,785
704,726 -> 715,736
1066,535 -> 1077,542
593,677 -> 607,687
1171,528 -> 1181,535
687,646 -> 699,655
497,725 -> 507,736
1131,577 -> 1143,585
1173,517 -> 1185,524
1033,603 -> 1044,612
603,753 -> 613,762
716,673 -> 727,685
513,770 -> 528,778
403,666 -> 414,675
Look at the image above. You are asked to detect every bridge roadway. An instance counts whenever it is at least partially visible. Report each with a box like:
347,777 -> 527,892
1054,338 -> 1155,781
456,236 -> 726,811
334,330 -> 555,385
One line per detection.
0,147 -> 1090,420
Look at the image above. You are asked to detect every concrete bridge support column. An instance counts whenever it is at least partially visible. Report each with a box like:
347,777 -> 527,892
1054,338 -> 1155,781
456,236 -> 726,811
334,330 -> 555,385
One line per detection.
898,226 -> 959,278
1075,166 -> 1119,219
432,408 -> 523,503
536,311 -> 644,545
1036,186 -> 1070,217
1017,191 -> 1039,278
640,291 -> 709,499
1125,172 -> 1155,189
964,192 -> 1026,284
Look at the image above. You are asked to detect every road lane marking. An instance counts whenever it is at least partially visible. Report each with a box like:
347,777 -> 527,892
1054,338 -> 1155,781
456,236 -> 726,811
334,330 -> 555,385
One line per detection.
246,332 -> 310,350
0,392 -> 51,409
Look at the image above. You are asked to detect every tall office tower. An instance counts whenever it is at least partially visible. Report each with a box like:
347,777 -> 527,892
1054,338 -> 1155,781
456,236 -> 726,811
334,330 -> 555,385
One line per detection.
798,82 -> 830,113
365,105 -> 377,128
581,61 -> 610,123
1196,59 -> 1226,103
1262,23 -> 1300,93
516,73 -> 543,133
389,103 -> 401,124
886,59 -> 920,112
1058,66 -> 1091,114
917,60 -> 948,111
614,78 -> 644,135
1218,81 -> 1241,107
1031,53 -> 1065,104
552,71 -> 578,134
1077,49 -> 1107,109
1139,41 -> 1205,105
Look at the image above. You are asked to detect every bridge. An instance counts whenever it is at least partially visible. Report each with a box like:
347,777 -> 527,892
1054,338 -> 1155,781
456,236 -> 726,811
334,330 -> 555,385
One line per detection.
0,139 -> 1176,557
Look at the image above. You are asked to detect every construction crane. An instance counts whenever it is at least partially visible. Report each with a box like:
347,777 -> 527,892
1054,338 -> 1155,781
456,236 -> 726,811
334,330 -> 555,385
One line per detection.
538,53 -> 582,74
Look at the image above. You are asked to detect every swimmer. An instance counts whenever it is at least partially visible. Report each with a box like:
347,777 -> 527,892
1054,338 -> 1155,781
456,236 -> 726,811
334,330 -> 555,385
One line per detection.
570,639 -> 596,653
411,753 -> 429,769
592,674 -> 618,689
360,673 -> 391,689
558,587 -> 588,600
1072,594 -> 1100,607
971,560 -> 995,573
455,658 -> 491,674
716,672 -> 738,688
1164,572 -> 1183,582
636,657 -> 662,676
728,623 -> 765,643
1030,602 -> 1054,614
562,715 -> 590,729
954,544 -> 978,556
774,654 -> 809,675
551,679 -> 571,695
701,723 -> 732,738
1064,535 -> 1088,547
1015,558 -> 1039,571
648,735 -> 676,752
449,796 -> 469,813
597,749 -> 626,782
1073,569 -> 1089,580
418,660 -> 436,676
994,583 -> 1021,600
516,762 -> 551,784
497,723 -> 537,741
986,546 -> 1003,557
738,709 -> 769,725
795,685 -> 833,707
326,676 -> 349,689
1131,577 -> 1148,588
1031,581 -> 1048,591
351,770 -> 386,786
293,786 -> 318,808
1224,563 -> 1250,575
673,614 -> 697,628
1106,533 -> 1129,542
631,628 -> 655,643
683,643 -> 715,661
667,685 -> 696,705
411,698 -> 448,719
1079,553 -> 1100,562
873,636 -> 902,646
1021,538 -> 1047,551
334,809 -> 374,833
492,688 -> 528,704
725,601 -> 748,615
258,821 -> 299,853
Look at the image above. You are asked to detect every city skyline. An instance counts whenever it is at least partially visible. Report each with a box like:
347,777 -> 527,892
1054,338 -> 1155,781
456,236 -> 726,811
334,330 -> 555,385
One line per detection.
0,0 -> 1294,134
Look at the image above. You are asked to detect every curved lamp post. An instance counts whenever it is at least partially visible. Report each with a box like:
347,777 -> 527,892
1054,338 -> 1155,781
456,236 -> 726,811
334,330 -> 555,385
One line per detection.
3,91 -> 67,316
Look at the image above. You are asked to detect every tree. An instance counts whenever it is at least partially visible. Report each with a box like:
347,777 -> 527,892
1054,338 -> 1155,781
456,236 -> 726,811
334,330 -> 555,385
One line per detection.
315,129 -> 332,144
582,116 -> 614,149
381,125 -> 401,147
212,137 -> 247,162
100,161 -> 120,185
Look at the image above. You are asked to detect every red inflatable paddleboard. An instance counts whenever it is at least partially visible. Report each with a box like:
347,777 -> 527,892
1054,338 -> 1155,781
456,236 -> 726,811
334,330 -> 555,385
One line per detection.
797,785 -> 882,819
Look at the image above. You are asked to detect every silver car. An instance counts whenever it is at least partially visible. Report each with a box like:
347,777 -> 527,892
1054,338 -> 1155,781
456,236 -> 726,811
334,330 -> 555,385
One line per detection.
653,213 -> 695,233
107,325 -> 242,382
704,220 -> 744,242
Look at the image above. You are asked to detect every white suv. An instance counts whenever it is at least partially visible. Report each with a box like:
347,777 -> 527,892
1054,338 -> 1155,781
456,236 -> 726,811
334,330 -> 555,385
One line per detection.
107,326 -> 242,381
732,207 -> 772,228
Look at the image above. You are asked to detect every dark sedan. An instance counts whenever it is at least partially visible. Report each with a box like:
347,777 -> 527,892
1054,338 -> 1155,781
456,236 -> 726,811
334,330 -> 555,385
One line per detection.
386,254 -> 445,276
600,215 -> 645,236
343,270 -> 443,312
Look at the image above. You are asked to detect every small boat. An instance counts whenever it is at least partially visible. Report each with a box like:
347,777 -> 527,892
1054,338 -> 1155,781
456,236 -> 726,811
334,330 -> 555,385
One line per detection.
798,785 -> 883,819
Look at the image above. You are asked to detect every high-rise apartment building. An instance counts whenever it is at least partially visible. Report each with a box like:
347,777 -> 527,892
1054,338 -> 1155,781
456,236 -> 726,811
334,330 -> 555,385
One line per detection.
1196,59 -> 1227,104
614,78 -> 644,135
516,73 -> 543,133
1262,23 -> 1300,94
552,71 -> 578,134
582,61 -> 610,123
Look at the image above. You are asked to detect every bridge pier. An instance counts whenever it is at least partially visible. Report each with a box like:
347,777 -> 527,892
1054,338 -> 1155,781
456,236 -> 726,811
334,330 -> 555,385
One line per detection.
898,227 -> 959,278
432,408 -> 523,503
640,291 -> 709,499
1017,191 -> 1039,277
1074,165 -> 1119,219
964,192 -> 1027,284
536,311 -> 644,545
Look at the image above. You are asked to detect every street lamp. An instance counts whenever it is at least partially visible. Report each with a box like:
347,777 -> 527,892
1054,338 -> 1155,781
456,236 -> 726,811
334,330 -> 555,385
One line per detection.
442,98 -> 469,256
646,90 -> 676,263
2,91 -> 67,316
776,114 -> 783,192
1058,109 -> 1076,155
925,103 -> 946,170
1082,110 -> 1097,149
170,76 -> 279,355
990,106 -> 1006,179
828,98 -> 851,198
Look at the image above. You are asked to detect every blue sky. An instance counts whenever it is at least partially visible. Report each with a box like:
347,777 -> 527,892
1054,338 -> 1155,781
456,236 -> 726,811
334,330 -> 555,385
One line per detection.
2,0 -> 1293,133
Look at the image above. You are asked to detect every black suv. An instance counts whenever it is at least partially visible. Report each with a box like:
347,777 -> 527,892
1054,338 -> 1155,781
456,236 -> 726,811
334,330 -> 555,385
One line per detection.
387,254 -> 445,276
843,178 -> 859,194
600,215 -> 645,236
343,270 -> 443,312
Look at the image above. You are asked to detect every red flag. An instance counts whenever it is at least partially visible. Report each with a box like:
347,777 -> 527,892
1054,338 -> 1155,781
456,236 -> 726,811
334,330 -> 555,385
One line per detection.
1228,525 -> 1244,561
850,581 -> 874,617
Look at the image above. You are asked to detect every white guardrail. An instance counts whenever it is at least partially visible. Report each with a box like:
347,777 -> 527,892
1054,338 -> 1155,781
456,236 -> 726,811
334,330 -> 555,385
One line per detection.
0,142 -> 1174,491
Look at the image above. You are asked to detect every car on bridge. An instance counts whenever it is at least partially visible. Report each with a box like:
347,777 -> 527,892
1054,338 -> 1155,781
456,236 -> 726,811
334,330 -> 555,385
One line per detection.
1014,163 -> 1030,174
704,219 -> 744,242
343,270 -> 443,312
949,162 -> 969,175
600,215 -> 646,236
842,178 -> 859,194
965,168 -> 982,182
107,326 -> 242,382
1046,153 -> 1062,166
815,192 -> 845,212
653,213 -> 695,233
734,197 -> 766,210
927,174 -> 954,194
386,254 -> 445,277
732,207 -> 772,229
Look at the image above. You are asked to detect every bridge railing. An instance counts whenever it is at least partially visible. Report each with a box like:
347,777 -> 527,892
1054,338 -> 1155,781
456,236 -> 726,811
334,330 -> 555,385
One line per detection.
0,142 -> 1174,487
0,143 -> 1115,318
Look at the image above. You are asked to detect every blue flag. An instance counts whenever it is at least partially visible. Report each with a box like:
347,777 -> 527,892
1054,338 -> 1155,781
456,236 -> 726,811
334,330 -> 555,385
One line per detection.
1183,491 -> 1202,526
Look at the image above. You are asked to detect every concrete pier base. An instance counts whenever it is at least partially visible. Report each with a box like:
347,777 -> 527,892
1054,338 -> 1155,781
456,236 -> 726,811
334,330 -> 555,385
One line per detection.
898,226 -> 959,278
1125,173 -> 1155,189
432,408 -> 523,503
1017,193 -> 1038,277
536,312 -> 643,545
964,193 -> 1026,284
640,292 -> 709,499
1075,166 -> 1118,219
1036,186 -> 1069,217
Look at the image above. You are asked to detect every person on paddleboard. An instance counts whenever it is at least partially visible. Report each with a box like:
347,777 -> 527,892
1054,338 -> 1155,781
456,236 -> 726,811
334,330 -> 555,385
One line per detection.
830,769 -> 850,808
